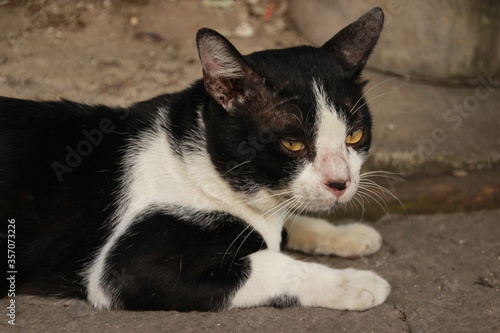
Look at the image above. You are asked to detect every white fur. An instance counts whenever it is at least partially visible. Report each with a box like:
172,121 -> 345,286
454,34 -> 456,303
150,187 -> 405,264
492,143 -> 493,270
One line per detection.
290,80 -> 365,211
84,108 -> 285,309
230,250 -> 390,311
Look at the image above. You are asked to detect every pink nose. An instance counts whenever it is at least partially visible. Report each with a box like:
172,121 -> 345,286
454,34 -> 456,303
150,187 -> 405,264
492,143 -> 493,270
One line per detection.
325,180 -> 351,198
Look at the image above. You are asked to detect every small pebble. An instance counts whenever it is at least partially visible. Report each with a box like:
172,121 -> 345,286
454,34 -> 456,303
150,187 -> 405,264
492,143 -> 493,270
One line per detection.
453,170 -> 468,177
234,21 -> 254,38
130,15 -> 139,26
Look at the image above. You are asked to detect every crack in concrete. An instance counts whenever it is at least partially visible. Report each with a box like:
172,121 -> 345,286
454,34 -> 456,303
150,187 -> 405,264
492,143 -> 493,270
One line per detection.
393,304 -> 412,333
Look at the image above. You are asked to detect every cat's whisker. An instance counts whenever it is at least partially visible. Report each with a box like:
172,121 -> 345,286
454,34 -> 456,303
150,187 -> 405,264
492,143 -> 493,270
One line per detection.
280,196 -> 306,236
223,160 -> 251,175
225,195 -> 302,270
349,77 -> 397,114
282,103 -> 305,126
357,187 -> 391,213
359,172 -> 407,211
284,196 -> 304,220
364,184 -> 408,221
352,195 -> 366,216
259,194 -> 299,218
351,91 -> 395,116
223,194 -> 299,264
348,194 -> 365,217
243,190 -> 294,206
356,188 -> 393,222
360,170 -> 405,182
355,171 -> 409,222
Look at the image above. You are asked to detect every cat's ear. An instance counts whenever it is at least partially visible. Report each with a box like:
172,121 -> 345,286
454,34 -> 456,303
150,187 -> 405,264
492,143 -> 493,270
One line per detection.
196,28 -> 259,113
321,7 -> 384,74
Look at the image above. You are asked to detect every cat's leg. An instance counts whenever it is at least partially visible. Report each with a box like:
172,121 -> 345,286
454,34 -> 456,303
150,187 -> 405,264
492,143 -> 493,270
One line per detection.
230,249 -> 390,311
284,215 -> 382,257
100,210 -> 389,311
99,210 -> 271,311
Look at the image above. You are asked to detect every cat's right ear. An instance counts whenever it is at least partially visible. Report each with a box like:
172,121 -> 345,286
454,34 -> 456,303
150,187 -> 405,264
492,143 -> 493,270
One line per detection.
196,28 -> 259,113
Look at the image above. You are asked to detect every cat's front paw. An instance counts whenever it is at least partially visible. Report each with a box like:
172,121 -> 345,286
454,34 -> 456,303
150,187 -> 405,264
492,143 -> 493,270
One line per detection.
285,217 -> 383,258
333,269 -> 391,311
325,223 -> 383,258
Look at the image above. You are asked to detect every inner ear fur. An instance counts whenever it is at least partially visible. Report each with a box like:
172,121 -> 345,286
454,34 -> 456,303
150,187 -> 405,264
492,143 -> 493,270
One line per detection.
196,28 -> 261,113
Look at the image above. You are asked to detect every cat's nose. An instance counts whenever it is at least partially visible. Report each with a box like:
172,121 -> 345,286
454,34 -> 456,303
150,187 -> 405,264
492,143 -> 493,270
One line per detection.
325,180 -> 351,198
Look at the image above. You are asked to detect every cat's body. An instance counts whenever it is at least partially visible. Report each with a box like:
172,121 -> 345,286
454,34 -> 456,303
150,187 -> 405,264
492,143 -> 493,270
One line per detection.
1,8 -> 390,311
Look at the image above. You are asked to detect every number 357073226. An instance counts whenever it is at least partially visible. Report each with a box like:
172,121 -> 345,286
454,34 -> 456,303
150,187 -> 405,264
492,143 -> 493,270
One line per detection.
7,219 -> 16,270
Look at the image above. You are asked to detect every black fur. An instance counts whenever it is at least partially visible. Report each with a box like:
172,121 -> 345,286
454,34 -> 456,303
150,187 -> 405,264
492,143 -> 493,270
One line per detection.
0,97 -> 128,298
104,208 -> 265,311
264,295 -> 301,309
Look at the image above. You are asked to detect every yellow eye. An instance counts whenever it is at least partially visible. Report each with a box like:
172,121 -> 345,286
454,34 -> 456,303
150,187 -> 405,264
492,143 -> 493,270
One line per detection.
280,138 -> 305,152
346,129 -> 364,145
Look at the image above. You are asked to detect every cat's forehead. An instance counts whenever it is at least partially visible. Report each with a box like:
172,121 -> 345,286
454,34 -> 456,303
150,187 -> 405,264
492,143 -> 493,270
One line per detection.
247,47 -> 362,108
246,46 -> 347,87
237,46 -> 370,139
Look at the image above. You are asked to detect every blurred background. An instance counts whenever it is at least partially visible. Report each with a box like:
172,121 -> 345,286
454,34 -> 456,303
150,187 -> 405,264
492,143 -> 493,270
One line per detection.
0,0 -> 499,218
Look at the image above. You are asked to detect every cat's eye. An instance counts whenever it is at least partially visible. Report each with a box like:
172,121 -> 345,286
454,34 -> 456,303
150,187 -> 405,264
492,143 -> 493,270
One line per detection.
345,129 -> 364,145
280,138 -> 305,152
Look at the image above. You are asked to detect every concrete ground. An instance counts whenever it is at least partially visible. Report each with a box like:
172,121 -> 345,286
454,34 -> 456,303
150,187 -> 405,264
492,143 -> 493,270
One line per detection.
2,210 -> 499,333
1,1 -> 499,332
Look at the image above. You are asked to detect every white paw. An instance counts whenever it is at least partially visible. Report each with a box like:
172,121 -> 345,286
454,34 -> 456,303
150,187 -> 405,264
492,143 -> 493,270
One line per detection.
333,269 -> 391,311
316,223 -> 383,257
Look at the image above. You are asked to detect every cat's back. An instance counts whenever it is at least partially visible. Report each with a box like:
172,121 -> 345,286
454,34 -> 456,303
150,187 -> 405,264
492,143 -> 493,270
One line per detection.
0,96 -> 129,191
0,97 -> 134,293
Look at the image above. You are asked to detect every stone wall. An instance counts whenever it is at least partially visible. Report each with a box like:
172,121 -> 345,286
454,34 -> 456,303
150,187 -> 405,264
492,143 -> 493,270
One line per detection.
290,0 -> 500,84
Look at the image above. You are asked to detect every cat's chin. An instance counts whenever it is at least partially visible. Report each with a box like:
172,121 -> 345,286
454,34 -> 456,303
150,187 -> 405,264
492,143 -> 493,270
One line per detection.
274,184 -> 358,214
267,191 -> 345,214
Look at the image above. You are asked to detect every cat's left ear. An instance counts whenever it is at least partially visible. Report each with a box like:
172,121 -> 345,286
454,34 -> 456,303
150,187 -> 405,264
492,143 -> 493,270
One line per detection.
322,7 -> 384,75
196,28 -> 260,113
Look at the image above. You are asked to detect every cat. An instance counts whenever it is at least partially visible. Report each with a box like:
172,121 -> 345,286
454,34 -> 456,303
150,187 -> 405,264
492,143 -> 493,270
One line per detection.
1,7 -> 390,312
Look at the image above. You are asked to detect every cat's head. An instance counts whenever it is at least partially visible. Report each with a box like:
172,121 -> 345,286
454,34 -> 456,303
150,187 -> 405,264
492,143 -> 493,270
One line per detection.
196,8 -> 384,213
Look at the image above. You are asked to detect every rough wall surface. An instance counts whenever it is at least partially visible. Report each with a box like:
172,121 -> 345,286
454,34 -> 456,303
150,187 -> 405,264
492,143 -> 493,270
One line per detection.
290,0 -> 500,83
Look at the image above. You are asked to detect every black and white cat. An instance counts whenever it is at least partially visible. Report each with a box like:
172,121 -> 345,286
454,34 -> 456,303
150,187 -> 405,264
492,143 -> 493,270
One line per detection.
1,8 -> 390,312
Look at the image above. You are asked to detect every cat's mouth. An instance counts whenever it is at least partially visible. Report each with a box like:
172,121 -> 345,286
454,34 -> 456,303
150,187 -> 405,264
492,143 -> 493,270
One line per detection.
266,189 -> 347,214
272,180 -> 359,214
